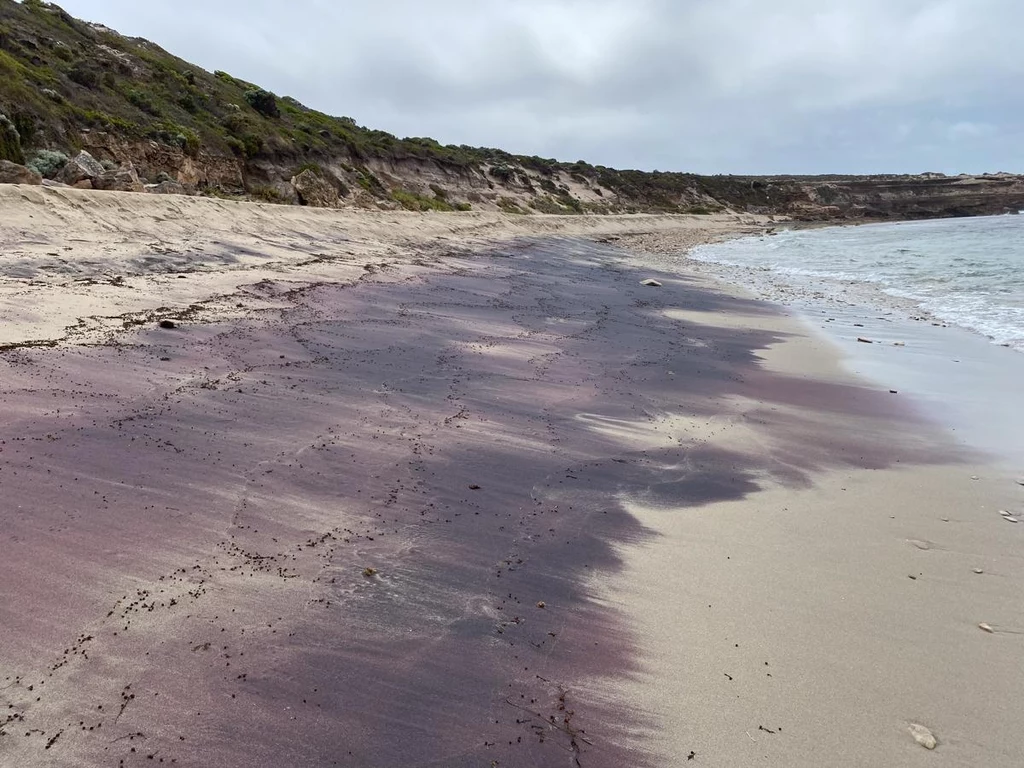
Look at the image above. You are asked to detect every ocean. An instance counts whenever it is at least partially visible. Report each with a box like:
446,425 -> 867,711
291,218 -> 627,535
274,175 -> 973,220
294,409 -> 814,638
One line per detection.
689,214 -> 1024,465
691,214 -> 1024,351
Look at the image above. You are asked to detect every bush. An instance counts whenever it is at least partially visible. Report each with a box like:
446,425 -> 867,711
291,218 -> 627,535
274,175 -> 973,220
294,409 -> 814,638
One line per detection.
67,61 -> 100,89
244,88 -> 279,118
354,168 -> 388,198
249,185 -> 287,204
126,88 -> 161,115
26,149 -> 69,178
489,164 -> 514,182
0,113 -> 23,164
497,196 -> 527,214
391,189 -> 454,212
147,123 -> 200,155
293,161 -> 323,177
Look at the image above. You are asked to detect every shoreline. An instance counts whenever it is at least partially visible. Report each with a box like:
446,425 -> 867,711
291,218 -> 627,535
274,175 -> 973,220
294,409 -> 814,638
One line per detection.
0,192 -> 1021,767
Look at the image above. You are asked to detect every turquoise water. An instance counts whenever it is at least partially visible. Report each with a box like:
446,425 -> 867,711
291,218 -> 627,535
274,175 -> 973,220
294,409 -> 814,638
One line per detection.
692,215 -> 1024,351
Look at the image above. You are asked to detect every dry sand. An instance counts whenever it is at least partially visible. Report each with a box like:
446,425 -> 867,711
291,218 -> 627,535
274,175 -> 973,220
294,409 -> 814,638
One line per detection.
0,187 -> 1020,767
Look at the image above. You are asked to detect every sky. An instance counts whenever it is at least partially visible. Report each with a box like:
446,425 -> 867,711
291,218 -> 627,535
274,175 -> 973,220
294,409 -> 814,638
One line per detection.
50,0 -> 1023,175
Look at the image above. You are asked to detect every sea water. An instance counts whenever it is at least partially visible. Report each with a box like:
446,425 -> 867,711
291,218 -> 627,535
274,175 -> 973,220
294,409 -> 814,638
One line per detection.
690,214 -> 1024,465
692,214 -> 1024,351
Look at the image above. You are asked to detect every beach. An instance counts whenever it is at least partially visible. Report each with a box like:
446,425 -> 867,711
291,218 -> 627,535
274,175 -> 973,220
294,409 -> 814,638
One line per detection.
1,187 -> 1021,767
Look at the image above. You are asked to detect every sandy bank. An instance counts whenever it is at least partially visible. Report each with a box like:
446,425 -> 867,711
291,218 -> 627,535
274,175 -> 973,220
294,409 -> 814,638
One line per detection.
0,184 -> 763,348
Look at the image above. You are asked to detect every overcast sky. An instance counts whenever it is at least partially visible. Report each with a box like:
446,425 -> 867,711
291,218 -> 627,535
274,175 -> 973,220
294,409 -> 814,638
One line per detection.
52,0 -> 1022,174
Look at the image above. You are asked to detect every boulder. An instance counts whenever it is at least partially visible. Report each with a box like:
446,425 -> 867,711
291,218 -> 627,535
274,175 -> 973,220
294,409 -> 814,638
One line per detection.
41,178 -> 70,188
94,163 -> 144,193
0,160 -> 42,185
58,150 -> 105,186
146,179 -> 186,195
291,169 -> 340,208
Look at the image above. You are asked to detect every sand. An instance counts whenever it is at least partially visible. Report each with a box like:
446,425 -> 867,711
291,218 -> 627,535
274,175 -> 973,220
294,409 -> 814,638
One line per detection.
0,187 -> 1021,767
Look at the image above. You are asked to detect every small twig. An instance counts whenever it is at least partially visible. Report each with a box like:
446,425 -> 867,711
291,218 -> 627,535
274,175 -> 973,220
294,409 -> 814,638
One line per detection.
109,732 -> 146,744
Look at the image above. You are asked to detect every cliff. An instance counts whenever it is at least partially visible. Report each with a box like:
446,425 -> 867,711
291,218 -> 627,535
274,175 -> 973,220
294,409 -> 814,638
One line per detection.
2,0 -> 1023,220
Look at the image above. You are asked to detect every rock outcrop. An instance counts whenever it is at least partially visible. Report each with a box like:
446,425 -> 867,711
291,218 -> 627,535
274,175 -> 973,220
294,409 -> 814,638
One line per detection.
291,169 -> 341,208
94,163 -> 144,193
0,160 -> 42,185
57,150 -> 105,188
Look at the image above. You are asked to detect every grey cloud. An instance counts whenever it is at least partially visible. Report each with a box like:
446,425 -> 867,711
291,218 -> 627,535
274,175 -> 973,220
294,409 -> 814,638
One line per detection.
55,0 -> 1023,173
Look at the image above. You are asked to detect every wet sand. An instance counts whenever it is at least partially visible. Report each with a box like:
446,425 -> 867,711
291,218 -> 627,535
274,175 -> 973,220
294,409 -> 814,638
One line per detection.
1,190 -> 1021,767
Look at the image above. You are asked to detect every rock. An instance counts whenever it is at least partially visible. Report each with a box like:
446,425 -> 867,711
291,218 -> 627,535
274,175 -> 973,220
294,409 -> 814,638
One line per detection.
0,160 -> 42,185
1005,516 -> 1018,523
58,150 -> 105,186
893,341 -> 906,347
908,539 -> 930,550
971,475 -> 980,480
72,180 -> 93,190
146,179 -> 187,195
291,169 -> 340,208
909,724 -> 937,750
640,279 -> 663,287
979,622 -> 994,633
41,178 -> 70,188
94,163 -> 144,193
972,568 -> 984,574
999,510 -> 1012,517
158,320 -> 177,329
856,337 -> 873,343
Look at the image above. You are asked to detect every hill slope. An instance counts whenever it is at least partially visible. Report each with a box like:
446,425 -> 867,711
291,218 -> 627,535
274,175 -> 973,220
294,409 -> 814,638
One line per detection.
2,0 -> 1023,220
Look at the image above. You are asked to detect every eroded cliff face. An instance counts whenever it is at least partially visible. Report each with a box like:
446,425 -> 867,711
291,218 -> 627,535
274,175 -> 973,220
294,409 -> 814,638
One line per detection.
18,129 -> 1024,224
782,175 -> 1024,220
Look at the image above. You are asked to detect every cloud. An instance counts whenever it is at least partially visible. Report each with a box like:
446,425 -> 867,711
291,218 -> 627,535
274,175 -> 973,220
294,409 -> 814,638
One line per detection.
52,0 -> 1024,173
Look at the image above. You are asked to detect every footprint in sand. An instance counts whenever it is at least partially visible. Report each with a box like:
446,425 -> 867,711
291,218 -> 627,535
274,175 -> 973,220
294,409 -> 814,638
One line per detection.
907,539 -> 932,551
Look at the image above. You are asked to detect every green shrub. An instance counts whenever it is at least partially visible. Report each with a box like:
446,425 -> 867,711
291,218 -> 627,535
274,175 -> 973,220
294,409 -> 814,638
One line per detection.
126,88 -> 161,116
147,123 -> 200,155
177,92 -> 199,113
249,185 -> 287,203
67,60 -> 100,89
26,149 -> 68,178
391,188 -> 454,212
497,196 -> 527,214
80,109 -> 138,133
454,202 -> 471,211
293,161 -> 323,176
489,164 -> 514,182
244,88 -> 279,118
0,113 -> 24,164
354,168 -> 388,198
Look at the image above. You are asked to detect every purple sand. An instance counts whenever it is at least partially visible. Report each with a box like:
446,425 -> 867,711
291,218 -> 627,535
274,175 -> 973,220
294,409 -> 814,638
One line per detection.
0,238 -> 957,767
